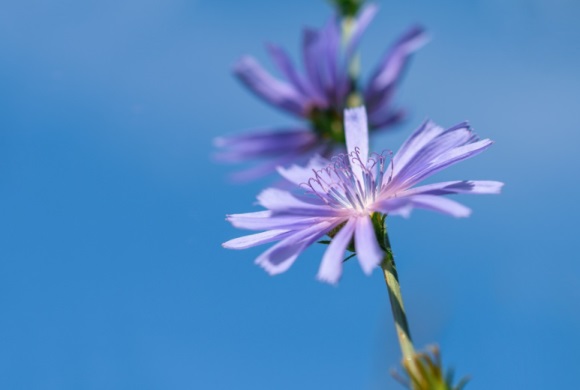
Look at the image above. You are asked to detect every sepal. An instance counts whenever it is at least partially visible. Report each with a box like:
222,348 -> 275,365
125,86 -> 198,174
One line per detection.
392,345 -> 469,390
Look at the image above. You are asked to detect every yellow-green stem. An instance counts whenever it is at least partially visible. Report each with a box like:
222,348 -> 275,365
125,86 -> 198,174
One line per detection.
380,236 -> 419,379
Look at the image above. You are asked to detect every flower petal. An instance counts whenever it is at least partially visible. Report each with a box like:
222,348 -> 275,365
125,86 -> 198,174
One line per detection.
407,195 -> 472,217
227,151 -> 314,183
317,218 -> 356,284
257,188 -> 340,216
223,229 -> 292,250
302,28 -> 329,106
277,155 -> 331,186
401,180 -> 504,196
214,128 -> 317,162
403,139 -> 494,188
265,43 -> 312,99
344,107 -> 369,161
364,26 -> 427,114
367,108 -> 405,130
387,121 -> 494,191
333,5 -> 378,104
321,17 -> 341,103
343,4 -> 379,63
371,197 -> 414,218
234,56 -> 307,117
390,120 -> 446,177
373,194 -> 471,218
354,215 -> 384,275
255,220 -> 339,275
227,211 -> 329,231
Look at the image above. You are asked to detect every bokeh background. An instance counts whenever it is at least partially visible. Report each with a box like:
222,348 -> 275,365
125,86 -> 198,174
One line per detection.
1,0 -> 579,389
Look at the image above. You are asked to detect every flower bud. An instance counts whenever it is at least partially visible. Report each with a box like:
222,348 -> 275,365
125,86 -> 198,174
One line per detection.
392,345 -> 469,390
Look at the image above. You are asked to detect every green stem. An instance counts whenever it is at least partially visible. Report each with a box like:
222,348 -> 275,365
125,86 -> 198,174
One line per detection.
380,231 -> 419,378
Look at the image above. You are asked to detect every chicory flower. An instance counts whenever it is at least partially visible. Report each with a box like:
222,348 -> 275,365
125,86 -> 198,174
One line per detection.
223,107 -> 503,283
215,4 -> 427,180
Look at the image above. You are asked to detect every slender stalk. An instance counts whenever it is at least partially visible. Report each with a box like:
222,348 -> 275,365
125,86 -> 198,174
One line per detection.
380,230 -> 419,378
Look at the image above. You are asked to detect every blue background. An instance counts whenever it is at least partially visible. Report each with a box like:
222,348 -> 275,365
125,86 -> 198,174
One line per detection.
1,0 -> 579,389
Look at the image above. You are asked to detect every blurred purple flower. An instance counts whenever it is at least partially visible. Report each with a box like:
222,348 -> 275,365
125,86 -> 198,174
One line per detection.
223,107 -> 503,283
215,4 -> 427,181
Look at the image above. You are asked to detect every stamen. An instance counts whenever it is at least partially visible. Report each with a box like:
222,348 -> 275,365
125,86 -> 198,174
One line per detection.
298,148 -> 395,213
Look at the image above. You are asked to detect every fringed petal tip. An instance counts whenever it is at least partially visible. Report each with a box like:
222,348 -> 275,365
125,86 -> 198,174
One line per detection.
255,256 -> 293,276
232,55 -> 256,73
457,180 -> 503,195
388,207 -> 413,219
222,240 -> 240,250
316,273 -> 340,286
487,181 -> 504,194
213,136 -> 227,147
404,24 -> 431,51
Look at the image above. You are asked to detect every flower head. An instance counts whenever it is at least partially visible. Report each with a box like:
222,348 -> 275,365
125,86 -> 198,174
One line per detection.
223,107 -> 503,283
215,4 -> 427,181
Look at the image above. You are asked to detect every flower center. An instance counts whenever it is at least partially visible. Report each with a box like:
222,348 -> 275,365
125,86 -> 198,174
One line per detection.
308,107 -> 346,144
302,148 -> 393,213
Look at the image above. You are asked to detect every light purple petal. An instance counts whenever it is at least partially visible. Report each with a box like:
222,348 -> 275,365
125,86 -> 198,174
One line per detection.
234,56 -> 307,117
401,180 -> 504,196
401,139 -> 494,188
344,107 -> 370,188
371,197 -> 413,218
367,108 -> 405,130
344,107 -> 369,161
227,211 -> 329,231
391,120 -> 446,175
277,155 -> 331,186
302,28 -> 329,106
390,125 -> 474,183
387,121 -> 494,191
255,220 -> 339,275
228,161 -> 290,183
214,128 -> 317,162
223,229 -> 292,250
343,4 -> 379,63
317,218 -> 356,284
227,151 -> 312,183
407,195 -> 472,217
354,215 -> 384,275
321,17 -> 341,102
364,26 -> 428,113
334,5 -> 379,104
257,188 -> 341,217
372,194 -> 471,218
266,43 -> 323,106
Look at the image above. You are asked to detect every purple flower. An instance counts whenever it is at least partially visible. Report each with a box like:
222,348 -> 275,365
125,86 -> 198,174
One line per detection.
215,4 -> 427,181
223,107 -> 503,284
